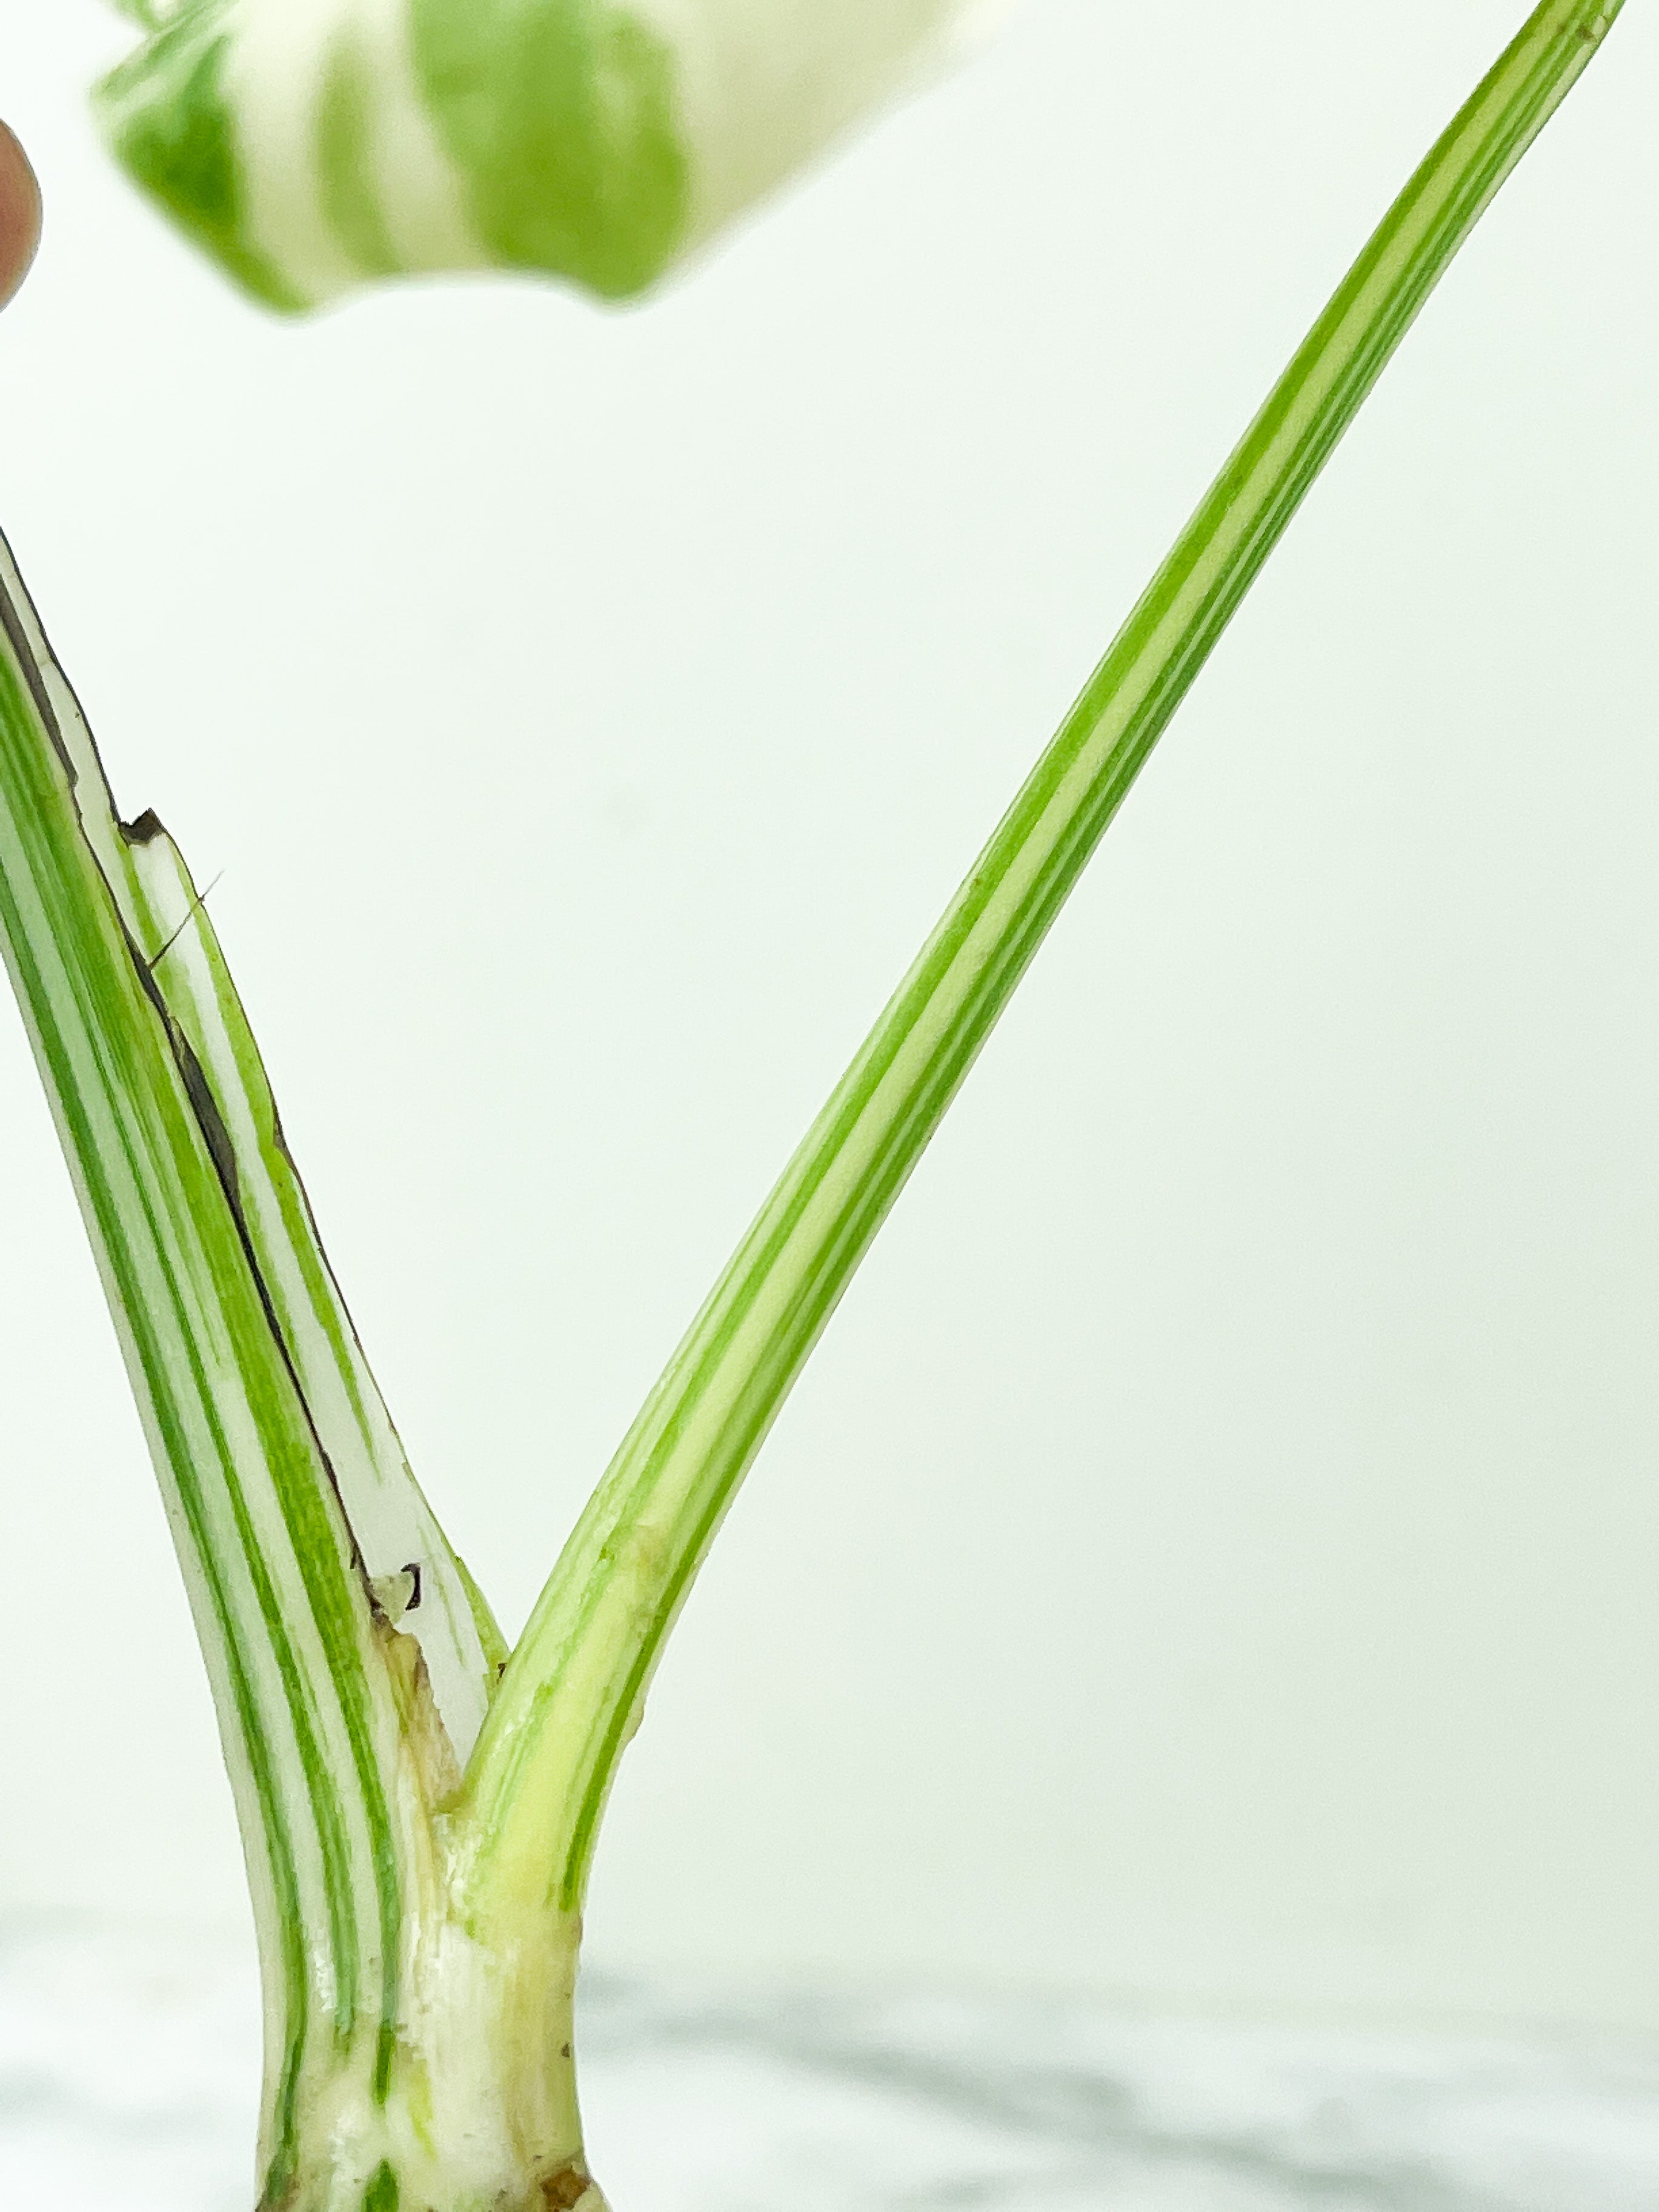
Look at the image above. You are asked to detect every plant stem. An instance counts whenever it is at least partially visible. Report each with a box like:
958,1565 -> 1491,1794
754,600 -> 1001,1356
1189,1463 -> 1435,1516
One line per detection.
0,549 -> 511,2203
459,0 -> 1625,1935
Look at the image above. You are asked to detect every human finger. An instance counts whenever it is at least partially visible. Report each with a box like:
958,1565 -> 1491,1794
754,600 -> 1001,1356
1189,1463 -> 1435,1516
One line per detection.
0,122 -> 42,310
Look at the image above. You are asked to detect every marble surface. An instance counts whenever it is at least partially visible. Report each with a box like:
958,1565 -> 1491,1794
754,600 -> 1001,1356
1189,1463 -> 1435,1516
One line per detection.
2,1919 -> 1658,2209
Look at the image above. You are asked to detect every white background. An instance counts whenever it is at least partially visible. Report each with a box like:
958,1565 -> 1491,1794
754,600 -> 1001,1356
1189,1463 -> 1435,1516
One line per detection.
0,1 -> 1655,2033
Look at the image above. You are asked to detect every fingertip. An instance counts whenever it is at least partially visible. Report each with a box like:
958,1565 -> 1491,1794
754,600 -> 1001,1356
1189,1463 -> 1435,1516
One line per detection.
0,122 -> 42,311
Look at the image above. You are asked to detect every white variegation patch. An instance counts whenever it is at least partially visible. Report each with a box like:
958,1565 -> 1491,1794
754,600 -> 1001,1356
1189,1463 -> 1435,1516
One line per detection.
631,0 -> 1015,248
227,0 -> 490,305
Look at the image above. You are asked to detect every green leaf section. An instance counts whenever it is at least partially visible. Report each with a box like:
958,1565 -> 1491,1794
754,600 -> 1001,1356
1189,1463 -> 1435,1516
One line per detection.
409,0 -> 691,299
98,1 -> 304,314
0,540 -> 501,2201
456,0 -> 1626,1929
98,0 -> 692,309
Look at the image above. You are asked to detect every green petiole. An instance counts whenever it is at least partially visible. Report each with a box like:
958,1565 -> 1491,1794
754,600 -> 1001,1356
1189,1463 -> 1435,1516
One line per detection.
460,0 -> 1627,1933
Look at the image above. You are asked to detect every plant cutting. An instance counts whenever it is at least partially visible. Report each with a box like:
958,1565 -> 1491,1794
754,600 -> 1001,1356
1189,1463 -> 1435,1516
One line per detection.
0,2 -> 1629,2208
